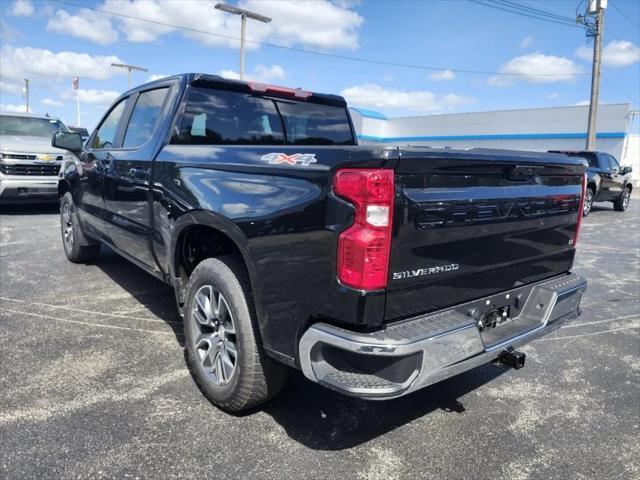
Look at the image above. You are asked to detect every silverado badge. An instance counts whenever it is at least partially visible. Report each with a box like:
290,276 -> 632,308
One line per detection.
261,153 -> 317,166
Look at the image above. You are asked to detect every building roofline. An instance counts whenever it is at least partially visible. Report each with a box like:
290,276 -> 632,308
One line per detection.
379,103 -> 632,121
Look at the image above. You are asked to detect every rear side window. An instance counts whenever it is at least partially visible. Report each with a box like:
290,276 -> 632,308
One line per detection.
123,88 -> 169,148
275,100 -> 353,145
172,87 -> 354,146
173,88 -> 284,145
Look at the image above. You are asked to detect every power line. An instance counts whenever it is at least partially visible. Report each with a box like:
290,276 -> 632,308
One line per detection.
468,0 -> 582,28
609,0 -> 640,30
53,0 -> 588,78
492,0 -> 578,23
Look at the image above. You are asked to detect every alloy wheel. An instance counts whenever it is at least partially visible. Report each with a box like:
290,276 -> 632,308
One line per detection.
191,285 -> 238,385
584,190 -> 593,215
622,190 -> 630,209
62,202 -> 74,249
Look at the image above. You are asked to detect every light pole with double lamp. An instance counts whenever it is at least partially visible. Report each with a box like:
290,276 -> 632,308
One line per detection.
214,3 -> 272,80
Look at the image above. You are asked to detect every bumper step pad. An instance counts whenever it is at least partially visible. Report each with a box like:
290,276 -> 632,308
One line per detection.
299,273 -> 587,399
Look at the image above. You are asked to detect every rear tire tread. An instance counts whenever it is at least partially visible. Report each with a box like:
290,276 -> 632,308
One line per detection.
184,256 -> 287,412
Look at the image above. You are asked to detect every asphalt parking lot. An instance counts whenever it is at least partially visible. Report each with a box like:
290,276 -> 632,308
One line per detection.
1,198 -> 638,480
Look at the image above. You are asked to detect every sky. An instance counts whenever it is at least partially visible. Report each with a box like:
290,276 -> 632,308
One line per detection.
0,0 -> 639,131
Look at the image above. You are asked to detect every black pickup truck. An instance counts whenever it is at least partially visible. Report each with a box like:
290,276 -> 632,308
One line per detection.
549,150 -> 633,216
54,74 -> 588,412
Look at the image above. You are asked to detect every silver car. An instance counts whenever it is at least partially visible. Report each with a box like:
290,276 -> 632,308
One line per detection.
0,112 -> 70,203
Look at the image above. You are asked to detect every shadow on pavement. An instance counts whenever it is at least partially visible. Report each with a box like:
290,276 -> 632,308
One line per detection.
264,363 -> 507,450
93,246 -> 185,345
0,202 -> 59,215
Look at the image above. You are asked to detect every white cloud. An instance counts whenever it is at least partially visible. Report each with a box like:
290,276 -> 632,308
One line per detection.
147,74 -> 169,82
488,53 -> 584,86
520,36 -> 533,48
429,69 -> 455,81
546,92 -> 560,99
574,100 -> 590,106
47,9 -> 119,45
340,83 -> 474,113
95,0 -> 362,50
0,80 -> 22,96
576,40 -> 640,67
42,98 -> 64,107
1,103 -> 27,113
9,0 -> 34,17
219,64 -> 286,83
0,46 -> 126,82
62,89 -> 120,105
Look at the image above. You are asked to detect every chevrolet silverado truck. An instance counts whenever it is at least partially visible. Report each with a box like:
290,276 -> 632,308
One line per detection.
53,74 -> 588,412
0,112 -> 69,203
549,150 -> 633,216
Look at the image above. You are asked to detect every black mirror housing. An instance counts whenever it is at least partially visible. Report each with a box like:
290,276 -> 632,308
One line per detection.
52,132 -> 83,152
621,166 -> 633,175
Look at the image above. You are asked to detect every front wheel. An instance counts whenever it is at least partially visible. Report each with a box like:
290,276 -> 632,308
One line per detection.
184,256 -> 288,412
60,192 -> 100,263
613,187 -> 631,212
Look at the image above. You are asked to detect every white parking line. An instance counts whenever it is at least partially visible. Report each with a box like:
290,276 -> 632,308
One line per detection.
2,308 -> 178,336
561,314 -> 639,328
536,323 -> 639,342
0,297 -> 181,325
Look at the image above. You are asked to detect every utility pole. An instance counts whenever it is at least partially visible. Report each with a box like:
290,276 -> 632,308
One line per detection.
22,78 -> 29,113
215,3 -> 272,80
585,0 -> 608,151
110,63 -> 149,89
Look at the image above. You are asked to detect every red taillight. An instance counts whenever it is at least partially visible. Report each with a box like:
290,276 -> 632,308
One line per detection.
574,173 -> 587,246
334,168 -> 394,290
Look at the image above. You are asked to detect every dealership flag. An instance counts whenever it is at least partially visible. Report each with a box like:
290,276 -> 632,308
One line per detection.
72,76 -> 79,90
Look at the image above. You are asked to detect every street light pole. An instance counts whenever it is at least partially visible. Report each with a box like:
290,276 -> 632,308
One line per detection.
215,3 -> 272,81
240,13 -> 246,80
585,0 -> 607,151
22,78 -> 30,113
110,63 -> 149,89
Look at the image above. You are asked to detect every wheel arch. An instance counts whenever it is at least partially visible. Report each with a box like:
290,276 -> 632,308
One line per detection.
170,210 -> 261,314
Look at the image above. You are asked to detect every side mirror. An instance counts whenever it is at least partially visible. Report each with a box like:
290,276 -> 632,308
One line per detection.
52,132 -> 83,152
620,166 -> 632,175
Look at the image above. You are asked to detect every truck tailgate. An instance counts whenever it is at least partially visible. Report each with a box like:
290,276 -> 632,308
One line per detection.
386,148 -> 586,321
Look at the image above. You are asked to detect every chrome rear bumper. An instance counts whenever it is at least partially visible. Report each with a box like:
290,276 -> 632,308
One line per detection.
299,273 -> 587,399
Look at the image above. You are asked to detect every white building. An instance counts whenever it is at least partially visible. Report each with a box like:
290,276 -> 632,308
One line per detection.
350,103 -> 639,184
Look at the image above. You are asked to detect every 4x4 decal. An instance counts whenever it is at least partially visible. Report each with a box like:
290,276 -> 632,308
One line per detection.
261,153 -> 317,166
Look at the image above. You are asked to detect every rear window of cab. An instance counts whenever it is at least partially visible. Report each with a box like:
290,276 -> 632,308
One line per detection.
171,87 -> 355,146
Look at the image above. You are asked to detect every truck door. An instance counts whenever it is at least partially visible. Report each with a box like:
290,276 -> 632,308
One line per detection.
602,154 -> 625,199
77,97 -> 129,240
102,86 -> 171,270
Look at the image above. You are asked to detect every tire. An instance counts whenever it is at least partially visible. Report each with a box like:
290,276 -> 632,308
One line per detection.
184,256 -> 288,412
614,187 -> 631,212
60,192 -> 101,263
583,187 -> 595,217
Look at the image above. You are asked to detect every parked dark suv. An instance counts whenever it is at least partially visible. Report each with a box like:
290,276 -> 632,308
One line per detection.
549,150 -> 633,216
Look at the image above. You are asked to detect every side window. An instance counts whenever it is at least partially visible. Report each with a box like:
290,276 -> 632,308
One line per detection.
607,154 -> 620,171
172,88 -> 284,145
92,99 -> 127,149
122,88 -> 169,148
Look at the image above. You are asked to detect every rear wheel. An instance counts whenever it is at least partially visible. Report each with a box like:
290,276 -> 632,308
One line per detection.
184,256 -> 287,412
60,192 -> 100,263
613,187 -> 631,212
583,187 -> 595,216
